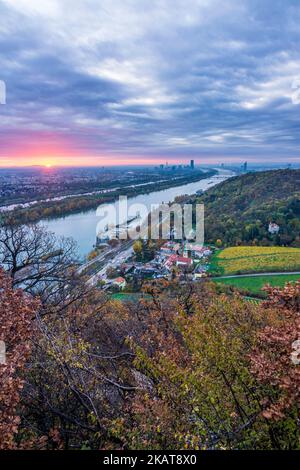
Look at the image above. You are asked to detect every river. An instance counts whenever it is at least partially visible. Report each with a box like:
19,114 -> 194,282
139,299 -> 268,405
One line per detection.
41,168 -> 234,259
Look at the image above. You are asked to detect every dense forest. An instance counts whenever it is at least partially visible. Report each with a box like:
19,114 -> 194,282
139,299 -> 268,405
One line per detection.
198,169 -> 300,247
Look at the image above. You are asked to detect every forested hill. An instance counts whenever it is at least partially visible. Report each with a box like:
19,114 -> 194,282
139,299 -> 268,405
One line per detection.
198,169 -> 300,247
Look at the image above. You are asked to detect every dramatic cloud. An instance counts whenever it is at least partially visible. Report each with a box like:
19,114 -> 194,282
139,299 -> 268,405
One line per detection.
0,0 -> 300,165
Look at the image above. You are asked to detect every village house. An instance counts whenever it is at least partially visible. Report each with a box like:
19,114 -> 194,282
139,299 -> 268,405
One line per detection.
164,254 -> 193,270
159,241 -> 181,256
112,277 -> 127,290
183,243 -> 212,259
176,256 -> 193,267
163,254 -> 178,270
268,222 -> 280,234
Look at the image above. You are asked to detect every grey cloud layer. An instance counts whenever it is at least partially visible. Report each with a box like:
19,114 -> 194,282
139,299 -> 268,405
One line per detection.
1,0 -> 300,161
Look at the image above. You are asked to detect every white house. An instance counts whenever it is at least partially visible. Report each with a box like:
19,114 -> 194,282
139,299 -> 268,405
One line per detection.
268,222 -> 280,234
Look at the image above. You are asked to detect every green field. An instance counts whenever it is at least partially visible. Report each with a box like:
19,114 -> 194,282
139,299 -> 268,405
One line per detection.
111,292 -> 151,302
210,246 -> 300,275
214,274 -> 300,296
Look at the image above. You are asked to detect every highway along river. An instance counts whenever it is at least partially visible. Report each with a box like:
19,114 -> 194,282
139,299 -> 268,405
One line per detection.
41,168 -> 234,259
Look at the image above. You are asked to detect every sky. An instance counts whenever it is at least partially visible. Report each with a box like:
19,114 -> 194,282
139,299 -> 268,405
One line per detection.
0,0 -> 300,167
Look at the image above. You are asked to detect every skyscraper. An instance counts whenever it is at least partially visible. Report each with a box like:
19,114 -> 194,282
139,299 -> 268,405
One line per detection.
190,159 -> 195,169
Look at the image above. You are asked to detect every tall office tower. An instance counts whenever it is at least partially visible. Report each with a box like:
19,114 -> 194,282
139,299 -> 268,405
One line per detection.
243,161 -> 248,172
190,159 -> 195,169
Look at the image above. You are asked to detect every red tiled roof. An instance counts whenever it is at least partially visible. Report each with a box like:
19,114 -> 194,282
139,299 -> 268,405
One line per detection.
114,277 -> 126,283
164,254 -> 192,266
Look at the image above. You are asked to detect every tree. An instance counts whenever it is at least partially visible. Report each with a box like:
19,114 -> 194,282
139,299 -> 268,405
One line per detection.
0,269 -> 38,449
106,266 -> 119,279
96,278 -> 300,450
87,249 -> 98,261
197,170 -> 300,247
112,282 -> 286,449
142,240 -> 156,262
0,223 -> 91,315
0,224 -> 75,293
133,240 -> 143,257
250,282 -> 300,432
22,289 -> 136,449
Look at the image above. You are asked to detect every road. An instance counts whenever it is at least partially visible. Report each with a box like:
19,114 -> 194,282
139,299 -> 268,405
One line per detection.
214,271 -> 300,279
83,198 -> 175,285
86,207 -> 175,286
87,241 -> 134,286
81,167 -> 236,285
76,248 -> 111,274
76,239 -> 133,274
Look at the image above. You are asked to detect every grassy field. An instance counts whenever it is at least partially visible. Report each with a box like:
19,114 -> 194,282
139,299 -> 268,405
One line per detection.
111,292 -> 151,302
210,246 -> 300,275
214,274 -> 300,296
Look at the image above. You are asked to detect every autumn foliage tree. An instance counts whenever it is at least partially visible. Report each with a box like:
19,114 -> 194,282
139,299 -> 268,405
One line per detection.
250,281 -> 300,440
0,269 -> 38,449
21,289 -> 138,449
109,280 -> 299,450
108,282 -> 276,449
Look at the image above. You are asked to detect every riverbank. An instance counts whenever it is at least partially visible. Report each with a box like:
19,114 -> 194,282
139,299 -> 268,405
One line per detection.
1,170 -> 216,226
0,174 -> 199,212
42,168 -> 234,257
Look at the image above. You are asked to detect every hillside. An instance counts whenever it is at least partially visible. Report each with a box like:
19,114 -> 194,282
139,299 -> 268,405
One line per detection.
198,169 -> 300,246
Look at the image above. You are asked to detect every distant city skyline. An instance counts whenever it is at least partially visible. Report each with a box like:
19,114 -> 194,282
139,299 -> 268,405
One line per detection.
1,0 -> 300,167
